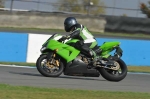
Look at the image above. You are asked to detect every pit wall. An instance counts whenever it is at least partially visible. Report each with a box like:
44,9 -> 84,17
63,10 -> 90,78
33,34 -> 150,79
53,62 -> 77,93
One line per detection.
0,32 -> 150,66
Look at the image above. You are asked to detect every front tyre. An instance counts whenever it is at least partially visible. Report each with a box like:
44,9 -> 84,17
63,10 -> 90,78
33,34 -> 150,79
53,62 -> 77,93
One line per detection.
36,54 -> 64,77
99,58 -> 127,82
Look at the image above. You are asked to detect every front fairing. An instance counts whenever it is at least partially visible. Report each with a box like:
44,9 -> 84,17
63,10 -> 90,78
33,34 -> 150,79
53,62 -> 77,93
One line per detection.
42,33 -> 62,46
40,33 -> 63,52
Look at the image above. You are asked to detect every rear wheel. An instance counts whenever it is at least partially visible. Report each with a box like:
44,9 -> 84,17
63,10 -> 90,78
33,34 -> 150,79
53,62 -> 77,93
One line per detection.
36,54 -> 64,77
99,58 -> 127,82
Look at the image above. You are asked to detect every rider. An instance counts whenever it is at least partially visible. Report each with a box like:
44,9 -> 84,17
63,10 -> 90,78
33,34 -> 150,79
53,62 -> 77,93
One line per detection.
60,17 -> 102,64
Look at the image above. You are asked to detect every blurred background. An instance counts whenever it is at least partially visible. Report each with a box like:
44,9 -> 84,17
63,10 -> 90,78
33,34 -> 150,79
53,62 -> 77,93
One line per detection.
0,0 -> 150,66
1,0 -> 150,18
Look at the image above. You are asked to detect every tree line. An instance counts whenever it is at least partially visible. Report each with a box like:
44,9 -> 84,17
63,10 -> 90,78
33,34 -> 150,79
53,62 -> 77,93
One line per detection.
0,0 -> 150,18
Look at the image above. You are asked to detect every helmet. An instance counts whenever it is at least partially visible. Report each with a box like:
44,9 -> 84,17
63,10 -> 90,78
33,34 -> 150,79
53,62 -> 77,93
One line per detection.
64,17 -> 77,32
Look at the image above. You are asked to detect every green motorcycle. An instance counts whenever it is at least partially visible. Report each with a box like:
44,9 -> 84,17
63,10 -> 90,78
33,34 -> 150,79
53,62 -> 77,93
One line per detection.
36,33 -> 127,82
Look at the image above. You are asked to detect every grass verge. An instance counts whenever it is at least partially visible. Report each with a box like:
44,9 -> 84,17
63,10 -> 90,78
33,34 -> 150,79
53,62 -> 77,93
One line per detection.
127,66 -> 150,73
0,62 -> 150,73
0,27 -> 150,39
0,27 -> 64,33
0,84 -> 150,99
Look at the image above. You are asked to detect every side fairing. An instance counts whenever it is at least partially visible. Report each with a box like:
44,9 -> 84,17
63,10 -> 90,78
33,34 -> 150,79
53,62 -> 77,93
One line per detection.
47,40 -> 80,63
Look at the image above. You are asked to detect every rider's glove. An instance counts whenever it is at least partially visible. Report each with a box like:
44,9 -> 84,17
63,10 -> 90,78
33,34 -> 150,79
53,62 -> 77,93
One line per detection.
66,35 -> 70,39
58,35 -> 70,42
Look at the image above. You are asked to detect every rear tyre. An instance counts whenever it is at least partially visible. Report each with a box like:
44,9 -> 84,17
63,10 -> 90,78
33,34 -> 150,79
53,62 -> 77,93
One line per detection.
99,58 -> 127,82
36,54 -> 64,77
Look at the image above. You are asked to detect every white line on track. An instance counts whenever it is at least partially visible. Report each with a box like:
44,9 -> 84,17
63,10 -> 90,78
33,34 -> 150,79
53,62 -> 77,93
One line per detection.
128,72 -> 150,75
0,64 -> 35,68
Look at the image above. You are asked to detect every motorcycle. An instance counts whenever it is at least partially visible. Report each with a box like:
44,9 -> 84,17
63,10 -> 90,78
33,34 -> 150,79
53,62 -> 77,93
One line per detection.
36,33 -> 127,82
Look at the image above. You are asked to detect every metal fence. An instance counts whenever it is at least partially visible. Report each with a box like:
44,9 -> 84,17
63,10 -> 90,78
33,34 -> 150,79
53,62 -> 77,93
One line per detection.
3,0 -> 148,18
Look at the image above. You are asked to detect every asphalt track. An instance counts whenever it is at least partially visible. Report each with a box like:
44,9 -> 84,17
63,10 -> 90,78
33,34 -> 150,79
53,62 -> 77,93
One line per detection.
0,65 -> 150,93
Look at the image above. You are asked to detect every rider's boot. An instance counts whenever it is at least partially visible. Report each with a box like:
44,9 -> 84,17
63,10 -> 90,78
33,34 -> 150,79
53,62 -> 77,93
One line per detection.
88,50 -> 99,66
89,49 -> 111,67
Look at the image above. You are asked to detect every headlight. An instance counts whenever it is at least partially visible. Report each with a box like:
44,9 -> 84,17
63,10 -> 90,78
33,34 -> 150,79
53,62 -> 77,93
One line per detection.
40,47 -> 46,52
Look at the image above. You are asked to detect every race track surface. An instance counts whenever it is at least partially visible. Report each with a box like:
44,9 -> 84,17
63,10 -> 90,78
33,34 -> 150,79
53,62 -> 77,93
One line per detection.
0,65 -> 150,93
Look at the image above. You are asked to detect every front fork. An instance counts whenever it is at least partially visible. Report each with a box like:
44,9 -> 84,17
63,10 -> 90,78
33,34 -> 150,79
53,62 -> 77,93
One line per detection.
45,52 -> 59,67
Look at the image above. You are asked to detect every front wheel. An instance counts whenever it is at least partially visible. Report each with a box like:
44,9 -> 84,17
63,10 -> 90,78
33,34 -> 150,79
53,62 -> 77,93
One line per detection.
36,54 -> 64,77
99,58 -> 127,82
